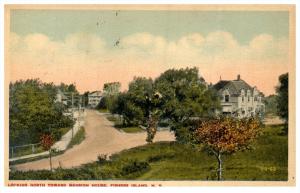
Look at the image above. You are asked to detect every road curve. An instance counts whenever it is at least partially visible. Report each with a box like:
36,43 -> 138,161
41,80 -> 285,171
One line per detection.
12,110 -> 175,171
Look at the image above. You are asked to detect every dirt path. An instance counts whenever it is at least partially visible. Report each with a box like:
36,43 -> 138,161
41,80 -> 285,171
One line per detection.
12,110 -> 175,171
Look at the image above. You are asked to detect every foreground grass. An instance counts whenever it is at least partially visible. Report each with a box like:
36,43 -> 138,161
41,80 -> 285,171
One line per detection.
10,124 -> 287,181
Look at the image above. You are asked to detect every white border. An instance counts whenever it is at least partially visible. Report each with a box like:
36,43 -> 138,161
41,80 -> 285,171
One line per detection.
0,1 -> 298,193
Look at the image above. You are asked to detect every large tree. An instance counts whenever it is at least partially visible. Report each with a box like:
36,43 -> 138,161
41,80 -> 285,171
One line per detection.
194,117 -> 261,180
9,79 -> 74,146
155,67 -> 220,142
276,73 -> 288,133
112,77 -> 162,142
112,67 -> 220,143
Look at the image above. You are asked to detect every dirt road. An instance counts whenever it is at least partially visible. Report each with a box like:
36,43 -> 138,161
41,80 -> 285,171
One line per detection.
13,110 -> 175,171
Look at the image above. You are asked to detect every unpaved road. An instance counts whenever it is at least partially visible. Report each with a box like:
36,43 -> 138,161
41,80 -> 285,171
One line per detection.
13,110 -> 175,171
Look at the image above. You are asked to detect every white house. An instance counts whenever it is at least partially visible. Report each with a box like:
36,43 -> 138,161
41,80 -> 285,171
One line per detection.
88,91 -> 102,108
213,75 -> 265,118
55,89 -> 68,105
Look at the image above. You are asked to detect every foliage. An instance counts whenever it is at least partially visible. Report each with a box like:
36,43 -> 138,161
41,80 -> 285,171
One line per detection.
111,67 -> 220,143
264,95 -> 278,115
193,116 -> 261,180
97,154 -> 108,165
155,67 -> 220,142
10,125 -> 287,181
40,134 -> 55,151
67,127 -> 85,149
275,73 -> 288,133
103,82 -> 121,94
40,134 -> 55,171
9,79 -> 75,146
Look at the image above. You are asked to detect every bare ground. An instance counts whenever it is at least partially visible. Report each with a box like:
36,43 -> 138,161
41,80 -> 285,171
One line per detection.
12,110 -> 175,171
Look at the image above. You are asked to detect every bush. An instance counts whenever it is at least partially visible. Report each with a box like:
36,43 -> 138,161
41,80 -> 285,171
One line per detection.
97,154 -> 108,165
120,159 -> 150,178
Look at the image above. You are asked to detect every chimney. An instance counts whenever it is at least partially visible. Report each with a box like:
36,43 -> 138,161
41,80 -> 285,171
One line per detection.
237,74 -> 241,81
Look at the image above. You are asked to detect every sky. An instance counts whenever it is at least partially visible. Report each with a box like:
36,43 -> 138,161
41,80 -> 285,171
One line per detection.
9,10 -> 290,95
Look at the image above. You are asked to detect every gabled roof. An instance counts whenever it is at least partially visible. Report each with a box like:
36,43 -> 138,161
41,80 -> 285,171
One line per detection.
213,76 -> 256,96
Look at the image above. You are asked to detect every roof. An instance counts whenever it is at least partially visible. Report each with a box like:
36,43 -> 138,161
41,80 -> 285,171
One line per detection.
213,77 -> 257,96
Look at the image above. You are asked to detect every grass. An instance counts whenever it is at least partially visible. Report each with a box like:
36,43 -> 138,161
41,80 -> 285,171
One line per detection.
98,109 -> 109,113
106,115 -> 145,133
9,127 -> 71,159
67,127 -> 86,149
9,127 -> 84,165
59,127 -> 71,137
10,124 -> 287,181
9,150 -> 64,166
121,127 -> 144,133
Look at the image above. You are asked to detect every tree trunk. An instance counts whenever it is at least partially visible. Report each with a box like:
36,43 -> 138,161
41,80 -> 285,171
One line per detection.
217,152 -> 222,180
49,149 -> 53,171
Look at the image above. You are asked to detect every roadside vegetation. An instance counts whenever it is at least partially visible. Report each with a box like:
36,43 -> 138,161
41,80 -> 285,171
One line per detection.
9,79 -> 76,158
10,124 -> 287,180
67,127 -> 86,149
106,115 -> 144,133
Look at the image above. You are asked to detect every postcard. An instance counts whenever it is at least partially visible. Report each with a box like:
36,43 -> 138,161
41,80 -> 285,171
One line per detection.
4,4 -> 296,187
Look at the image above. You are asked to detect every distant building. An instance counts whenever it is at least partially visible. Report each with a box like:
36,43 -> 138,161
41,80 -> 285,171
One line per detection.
213,75 -> 265,118
88,91 -> 102,108
55,89 -> 68,105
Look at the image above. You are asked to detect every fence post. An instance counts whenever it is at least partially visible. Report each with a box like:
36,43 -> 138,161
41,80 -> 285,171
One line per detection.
32,144 -> 35,153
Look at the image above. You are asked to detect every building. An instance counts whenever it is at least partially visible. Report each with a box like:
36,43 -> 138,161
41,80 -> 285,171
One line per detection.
55,89 -> 68,105
213,75 -> 265,118
88,91 -> 102,108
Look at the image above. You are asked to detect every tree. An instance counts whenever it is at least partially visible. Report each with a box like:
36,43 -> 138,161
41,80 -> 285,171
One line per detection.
40,134 -> 55,171
103,82 -> 121,96
276,73 -> 288,133
264,95 -> 278,115
155,67 -> 220,142
193,117 -> 260,180
9,79 -> 75,146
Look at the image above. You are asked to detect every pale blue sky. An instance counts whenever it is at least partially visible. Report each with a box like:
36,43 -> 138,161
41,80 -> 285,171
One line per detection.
11,10 -> 289,45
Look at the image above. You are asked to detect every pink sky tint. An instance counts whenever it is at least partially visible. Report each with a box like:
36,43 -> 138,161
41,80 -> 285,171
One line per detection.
9,60 -> 285,96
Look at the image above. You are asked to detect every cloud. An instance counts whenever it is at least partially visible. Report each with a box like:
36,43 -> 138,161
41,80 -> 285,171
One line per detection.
9,31 -> 289,95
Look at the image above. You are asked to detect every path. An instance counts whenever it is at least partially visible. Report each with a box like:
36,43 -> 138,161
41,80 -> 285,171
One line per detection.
12,109 -> 175,171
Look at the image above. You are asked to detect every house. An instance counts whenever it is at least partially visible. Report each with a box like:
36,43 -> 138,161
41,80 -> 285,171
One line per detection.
88,91 -> 102,108
213,75 -> 265,118
55,89 -> 68,105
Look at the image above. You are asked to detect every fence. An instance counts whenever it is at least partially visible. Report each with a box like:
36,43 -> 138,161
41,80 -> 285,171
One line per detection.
9,143 -> 43,159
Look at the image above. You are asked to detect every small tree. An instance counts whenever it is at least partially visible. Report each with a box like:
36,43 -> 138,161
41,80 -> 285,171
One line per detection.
276,73 -> 288,133
193,117 -> 260,180
40,134 -> 55,171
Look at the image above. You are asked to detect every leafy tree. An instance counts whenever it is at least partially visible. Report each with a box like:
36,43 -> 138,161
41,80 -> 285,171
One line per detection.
193,117 -> 260,180
276,73 -> 288,133
103,82 -> 121,96
264,95 -> 278,115
155,67 -> 220,142
40,134 -> 55,171
9,79 -> 74,146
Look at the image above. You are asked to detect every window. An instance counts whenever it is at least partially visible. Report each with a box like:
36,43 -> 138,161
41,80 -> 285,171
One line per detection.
248,96 -> 250,102
242,96 -> 244,102
225,95 -> 229,102
254,96 -> 257,101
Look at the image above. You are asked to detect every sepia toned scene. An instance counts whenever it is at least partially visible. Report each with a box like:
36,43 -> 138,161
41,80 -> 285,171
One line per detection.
6,6 -> 293,183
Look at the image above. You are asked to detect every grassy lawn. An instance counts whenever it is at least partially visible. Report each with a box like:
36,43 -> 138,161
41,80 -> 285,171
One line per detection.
121,127 -> 144,133
67,127 -> 86,149
106,115 -> 145,133
10,124 -> 287,181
